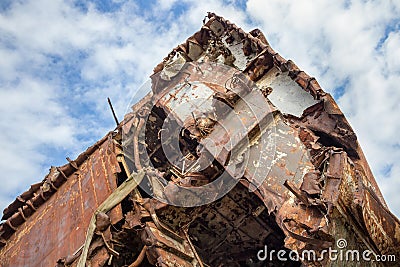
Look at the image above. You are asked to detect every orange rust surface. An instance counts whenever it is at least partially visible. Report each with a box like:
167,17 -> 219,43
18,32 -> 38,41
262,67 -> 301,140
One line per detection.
0,139 -> 120,267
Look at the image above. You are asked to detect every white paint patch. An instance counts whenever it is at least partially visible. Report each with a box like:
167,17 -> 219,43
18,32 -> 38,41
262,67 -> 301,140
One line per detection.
161,52 -> 186,80
271,150 -> 287,165
163,82 -> 215,123
258,68 -> 319,117
223,37 -> 252,70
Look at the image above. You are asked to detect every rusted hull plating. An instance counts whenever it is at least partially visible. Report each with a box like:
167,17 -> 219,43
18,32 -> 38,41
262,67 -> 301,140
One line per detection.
0,135 -> 121,266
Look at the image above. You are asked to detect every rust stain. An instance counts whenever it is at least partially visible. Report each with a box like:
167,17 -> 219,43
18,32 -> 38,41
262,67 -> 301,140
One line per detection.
0,135 -> 120,266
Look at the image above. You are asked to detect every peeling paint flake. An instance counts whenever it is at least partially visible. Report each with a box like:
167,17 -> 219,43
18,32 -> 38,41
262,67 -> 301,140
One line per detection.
258,69 -> 319,117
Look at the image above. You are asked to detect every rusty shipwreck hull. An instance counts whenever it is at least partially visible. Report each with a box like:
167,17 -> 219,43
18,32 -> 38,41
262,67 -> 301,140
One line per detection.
0,134 -> 123,266
0,12 -> 399,267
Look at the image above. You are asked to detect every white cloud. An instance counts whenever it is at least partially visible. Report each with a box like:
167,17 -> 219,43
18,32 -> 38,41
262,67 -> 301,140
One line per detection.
0,76 -> 76,210
157,0 -> 180,10
384,31 -> 400,73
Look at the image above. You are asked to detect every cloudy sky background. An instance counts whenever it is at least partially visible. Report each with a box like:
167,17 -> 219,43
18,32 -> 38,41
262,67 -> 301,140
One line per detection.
0,0 -> 399,217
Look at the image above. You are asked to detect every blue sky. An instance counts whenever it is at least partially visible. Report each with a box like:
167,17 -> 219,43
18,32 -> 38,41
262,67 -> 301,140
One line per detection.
0,0 -> 399,217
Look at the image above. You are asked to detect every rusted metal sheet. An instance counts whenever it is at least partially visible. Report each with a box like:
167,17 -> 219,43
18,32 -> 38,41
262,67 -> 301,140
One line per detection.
0,135 -> 120,266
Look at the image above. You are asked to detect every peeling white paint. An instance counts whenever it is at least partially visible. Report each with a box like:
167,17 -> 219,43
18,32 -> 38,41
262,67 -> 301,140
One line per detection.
162,82 -> 215,123
253,160 -> 260,168
222,37 -> 254,71
271,150 -> 288,165
257,68 -> 319,117
161,52 -> 186,80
